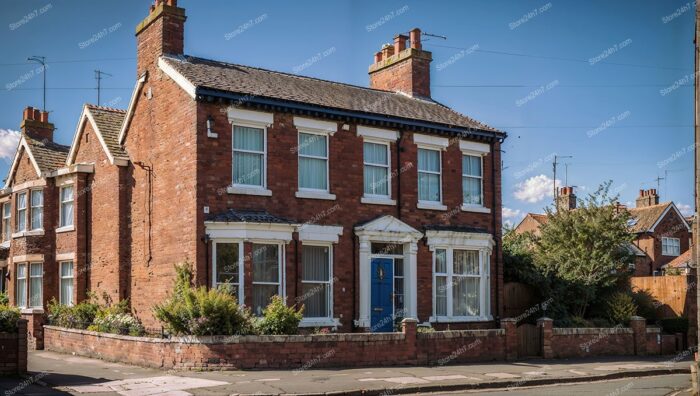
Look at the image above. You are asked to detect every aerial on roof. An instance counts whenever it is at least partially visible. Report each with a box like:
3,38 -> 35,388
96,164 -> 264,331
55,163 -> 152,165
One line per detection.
160,55 -> 503,137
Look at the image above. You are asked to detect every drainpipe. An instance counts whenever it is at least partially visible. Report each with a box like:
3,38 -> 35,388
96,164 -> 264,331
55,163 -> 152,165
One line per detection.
84,173 -> 91,301
396,131 -> 403,220
492,139 -> 500,322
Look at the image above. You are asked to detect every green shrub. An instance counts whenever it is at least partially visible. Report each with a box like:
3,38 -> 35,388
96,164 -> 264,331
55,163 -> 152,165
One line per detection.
153,263 -> 255,336
89,313 -> 145,336
0,291 -> 9,306
569,316 -> 594,328
417,325 -> 435,334
605,292 -> 637,325
659,317 -> 689,334
254,295 -> 303,335
631,290 -> 658,322
0,305 -> 20,332
48,298 -> 100,330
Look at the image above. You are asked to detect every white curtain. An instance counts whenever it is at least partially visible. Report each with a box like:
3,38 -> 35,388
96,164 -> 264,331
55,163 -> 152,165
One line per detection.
61,187 -> 74,227
452,251 -> 480,316
31,190 -> 43,230
17,193 -> 26,231
233,126 -> 264,186
298,133 -> 327,190
29,263 -> 42,307
462,155 -> 482,205
418,149 -> 440,201
60,262 -> 74,306
301,246 -> 330,318
16,264 -> 26,307
364,142 -> 388,195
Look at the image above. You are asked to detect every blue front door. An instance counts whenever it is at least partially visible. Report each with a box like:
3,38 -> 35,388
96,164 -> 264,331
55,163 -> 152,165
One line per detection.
371,258 -> 394,332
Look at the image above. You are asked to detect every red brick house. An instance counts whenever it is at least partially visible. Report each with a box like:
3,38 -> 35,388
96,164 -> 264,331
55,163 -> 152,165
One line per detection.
1,0 -> 506,334
513,187 -> 691,277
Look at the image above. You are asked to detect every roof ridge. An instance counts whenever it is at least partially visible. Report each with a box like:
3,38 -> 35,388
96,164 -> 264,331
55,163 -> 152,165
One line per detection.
85,103 -> 127,113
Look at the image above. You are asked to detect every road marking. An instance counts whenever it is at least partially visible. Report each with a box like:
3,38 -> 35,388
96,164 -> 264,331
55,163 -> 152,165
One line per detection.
68,376 -> 228,396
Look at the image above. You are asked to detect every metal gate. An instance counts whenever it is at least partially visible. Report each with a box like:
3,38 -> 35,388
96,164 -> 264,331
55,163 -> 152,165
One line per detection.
517,324 -> 541,358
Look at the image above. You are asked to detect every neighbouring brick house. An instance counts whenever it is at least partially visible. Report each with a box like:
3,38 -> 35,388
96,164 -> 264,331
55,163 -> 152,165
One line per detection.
1,0 -> 506,336
514,187 -> 691,276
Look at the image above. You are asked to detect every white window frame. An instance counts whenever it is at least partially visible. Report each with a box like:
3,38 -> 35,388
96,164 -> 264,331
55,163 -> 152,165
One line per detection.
30,189 -> 43,231
212,240 -> 245,304
662,237 -> 681,257
16,263 -> 27,308
299,242 -> 334,324
462,154 -> 484,206
59,261 -> 74,306
59,185 -> 74,229
460,141 -> 491,213
231,122 -> 269,192
430,247 -> 491,323
417,148 -> 445,209
28,262 -> 42,308
362,140 -> 392,198
297,131 -> 330,193
16,192 -> 27,232
2,202 -> 10,242
251,242 -> 286,315
294,116 -> 337,201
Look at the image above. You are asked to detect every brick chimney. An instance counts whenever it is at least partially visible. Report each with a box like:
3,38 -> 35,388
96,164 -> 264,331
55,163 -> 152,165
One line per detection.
21,106 -> 54,142
368,28 -> 433,98
636,189 -> 660,208
556,186 -> 577,212
135,0 -> 186,76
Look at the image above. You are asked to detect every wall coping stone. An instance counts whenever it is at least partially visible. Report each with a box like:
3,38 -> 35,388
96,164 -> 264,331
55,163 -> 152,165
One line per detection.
646,327 -> 662,334
552,327 -> 633,335
417,329 -> 504,340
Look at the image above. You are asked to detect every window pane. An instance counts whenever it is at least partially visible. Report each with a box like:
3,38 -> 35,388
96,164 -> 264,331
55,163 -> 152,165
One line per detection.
418,149 -> 440,172
299,157 -> 327,190
435,276 -> 447,316
463,177 -> 482,205
61,261 -> 73,277
60,262 -> 74,306
3,203 -> 9,217
371,243 -> 403,255
253,284 -> 278,316
29,263 -> 42,307
394,276 -> 404,313
17,193 -> 26,209
31,191 -> 43,230
454,250 -> 479,275
299,133 -> 327,157
233,152 -> 263,186
302,246 -> 329,282
435,249 -> 447,273
462,155 -> 482,177
233,126 -> 264,151
17,278 -> 26,307
394,259 -> 404,277
451,277 -> 480,317
216,243 -> 239,285
364,142 -> 387,165
252,244 -> 279,283
61,187 -> 74,202
61,202 -> 74,227
364,165 -> 388,196
301,283 -> 329,318
419,173 -> 440,202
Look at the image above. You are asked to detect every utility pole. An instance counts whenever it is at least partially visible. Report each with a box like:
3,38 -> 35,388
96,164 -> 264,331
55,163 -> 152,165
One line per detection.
27,56 -> 46,111
654,174 -> 665,195
94,70 -> 112,106
552,155 -> 572,209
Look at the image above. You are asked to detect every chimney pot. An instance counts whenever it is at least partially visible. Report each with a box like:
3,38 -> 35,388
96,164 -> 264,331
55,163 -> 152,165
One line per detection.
409,28 -> 422,49
23,107 -> 34,121
32,109 -> 41,121
381,44 -> 395,59
394,34 -> 408,54
40,111 -> 49,123
374,51 -> 383,63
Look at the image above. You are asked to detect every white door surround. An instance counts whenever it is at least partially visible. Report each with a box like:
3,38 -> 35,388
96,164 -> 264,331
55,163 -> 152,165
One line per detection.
354,215 -> 423,328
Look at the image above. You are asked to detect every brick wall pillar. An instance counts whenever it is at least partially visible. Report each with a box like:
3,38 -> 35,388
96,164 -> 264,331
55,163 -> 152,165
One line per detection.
501,318 -> 517,360
537,317 -> 553,359
401,318 -> 418,364
21,311 -> 45,350
630,316 -> 646,356
16,319 -> 28,374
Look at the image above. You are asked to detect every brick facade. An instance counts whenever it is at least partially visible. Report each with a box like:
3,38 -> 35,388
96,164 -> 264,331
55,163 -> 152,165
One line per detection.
0,319 -> 27,375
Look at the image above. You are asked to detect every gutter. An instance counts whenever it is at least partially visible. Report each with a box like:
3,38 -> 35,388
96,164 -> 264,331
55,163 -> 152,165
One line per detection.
195,88 -> 507,141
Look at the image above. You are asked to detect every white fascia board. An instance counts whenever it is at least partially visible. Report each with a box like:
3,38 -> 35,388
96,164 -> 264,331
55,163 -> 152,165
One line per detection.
357,126 -> 399,142
6,138 -> 42,188
414,133 -> 449,150
293,116 -> 338,135
118,73 -> 148,145
158,57 -> 196,98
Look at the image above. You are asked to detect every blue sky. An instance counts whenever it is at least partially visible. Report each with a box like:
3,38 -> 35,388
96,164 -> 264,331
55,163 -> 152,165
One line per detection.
0,0 -> 695,225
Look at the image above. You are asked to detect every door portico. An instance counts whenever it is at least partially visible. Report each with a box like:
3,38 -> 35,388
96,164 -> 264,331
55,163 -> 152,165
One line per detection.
354,215 -> 423,330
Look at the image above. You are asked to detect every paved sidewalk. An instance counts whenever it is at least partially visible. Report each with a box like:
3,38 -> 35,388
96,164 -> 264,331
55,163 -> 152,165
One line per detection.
0,350 -> 693,396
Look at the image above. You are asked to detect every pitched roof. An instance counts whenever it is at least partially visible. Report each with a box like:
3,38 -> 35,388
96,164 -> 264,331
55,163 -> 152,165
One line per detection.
23,133 -> 69,174
627,203 -> 675,233
206,209 -> 294,224
529,213 -> 549,225
85,105 -> 128,159
664,249 -> 693,269
160,55 -> 502,135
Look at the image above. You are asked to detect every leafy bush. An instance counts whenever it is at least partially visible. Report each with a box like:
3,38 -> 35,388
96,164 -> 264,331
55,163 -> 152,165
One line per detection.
254,295 -> 303,336
89,313 -> 145,336
659,317 -> 689,334
153,263 -> 255,336
0,305 -> 20,332
0,291 -> 8,306
417,325 -> 435,334
605,292 -> 637,325
48,298 -> 100,329
631,289 -> 658,322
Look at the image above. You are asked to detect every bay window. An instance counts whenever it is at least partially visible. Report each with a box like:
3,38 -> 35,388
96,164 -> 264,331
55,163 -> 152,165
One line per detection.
30,189 -> 43,230
213,241 -> 243,303
232,125 -> 265,188
16,192 -> 26,232
462,155 -> 483,206
300,245 -> 332,319
418,148 -> 441,203
252,244 -> 282,316
59,186 -> 74,228
60,261 -> 74,306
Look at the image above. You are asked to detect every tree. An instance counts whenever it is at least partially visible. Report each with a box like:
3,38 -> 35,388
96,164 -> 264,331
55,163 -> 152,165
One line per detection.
534,182 -> 634,318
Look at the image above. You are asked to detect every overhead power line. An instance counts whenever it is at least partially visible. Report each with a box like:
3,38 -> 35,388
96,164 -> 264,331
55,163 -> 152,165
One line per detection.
0,57 -> 135,67
426,43 -> 692,72
434,84 -> 691,88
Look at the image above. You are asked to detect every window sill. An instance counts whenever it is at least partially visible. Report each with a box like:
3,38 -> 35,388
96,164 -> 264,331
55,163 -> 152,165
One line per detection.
12,229 -> 45,238
227,186 -> 272,196
299,318 -> 341,328
417,202 -> 448,211
295,190 -> 337,201
56,225 -> 75,234
429,315 -> 494,323
0,241 -> 9,249
361,196 -> 397,206
20,308 -> 44,315
461,205 -> 491,214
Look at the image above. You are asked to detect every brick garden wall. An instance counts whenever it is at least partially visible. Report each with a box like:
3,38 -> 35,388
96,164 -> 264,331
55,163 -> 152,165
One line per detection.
0,319 -> 28,375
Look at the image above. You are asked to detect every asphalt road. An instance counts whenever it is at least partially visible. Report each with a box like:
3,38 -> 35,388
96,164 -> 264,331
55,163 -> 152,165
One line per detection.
424,374 -> 692,396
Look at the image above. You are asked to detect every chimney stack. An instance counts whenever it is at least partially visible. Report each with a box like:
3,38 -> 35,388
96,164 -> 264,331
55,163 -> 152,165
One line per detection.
636,189 -> 660,208
21,106 -> 54,142
135,0 -> 186,76
368,28 -> 433,98
557,186 -> 577,212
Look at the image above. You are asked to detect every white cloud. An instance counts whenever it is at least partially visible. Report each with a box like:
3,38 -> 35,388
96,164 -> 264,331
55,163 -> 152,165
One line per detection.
0,129 -> 20,162
677,203 -> 694,217
503,207 -> 522,219
514,174 -> 560,203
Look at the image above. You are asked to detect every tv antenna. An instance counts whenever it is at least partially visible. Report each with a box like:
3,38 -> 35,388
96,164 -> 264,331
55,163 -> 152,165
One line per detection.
94,70 -> 113,106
